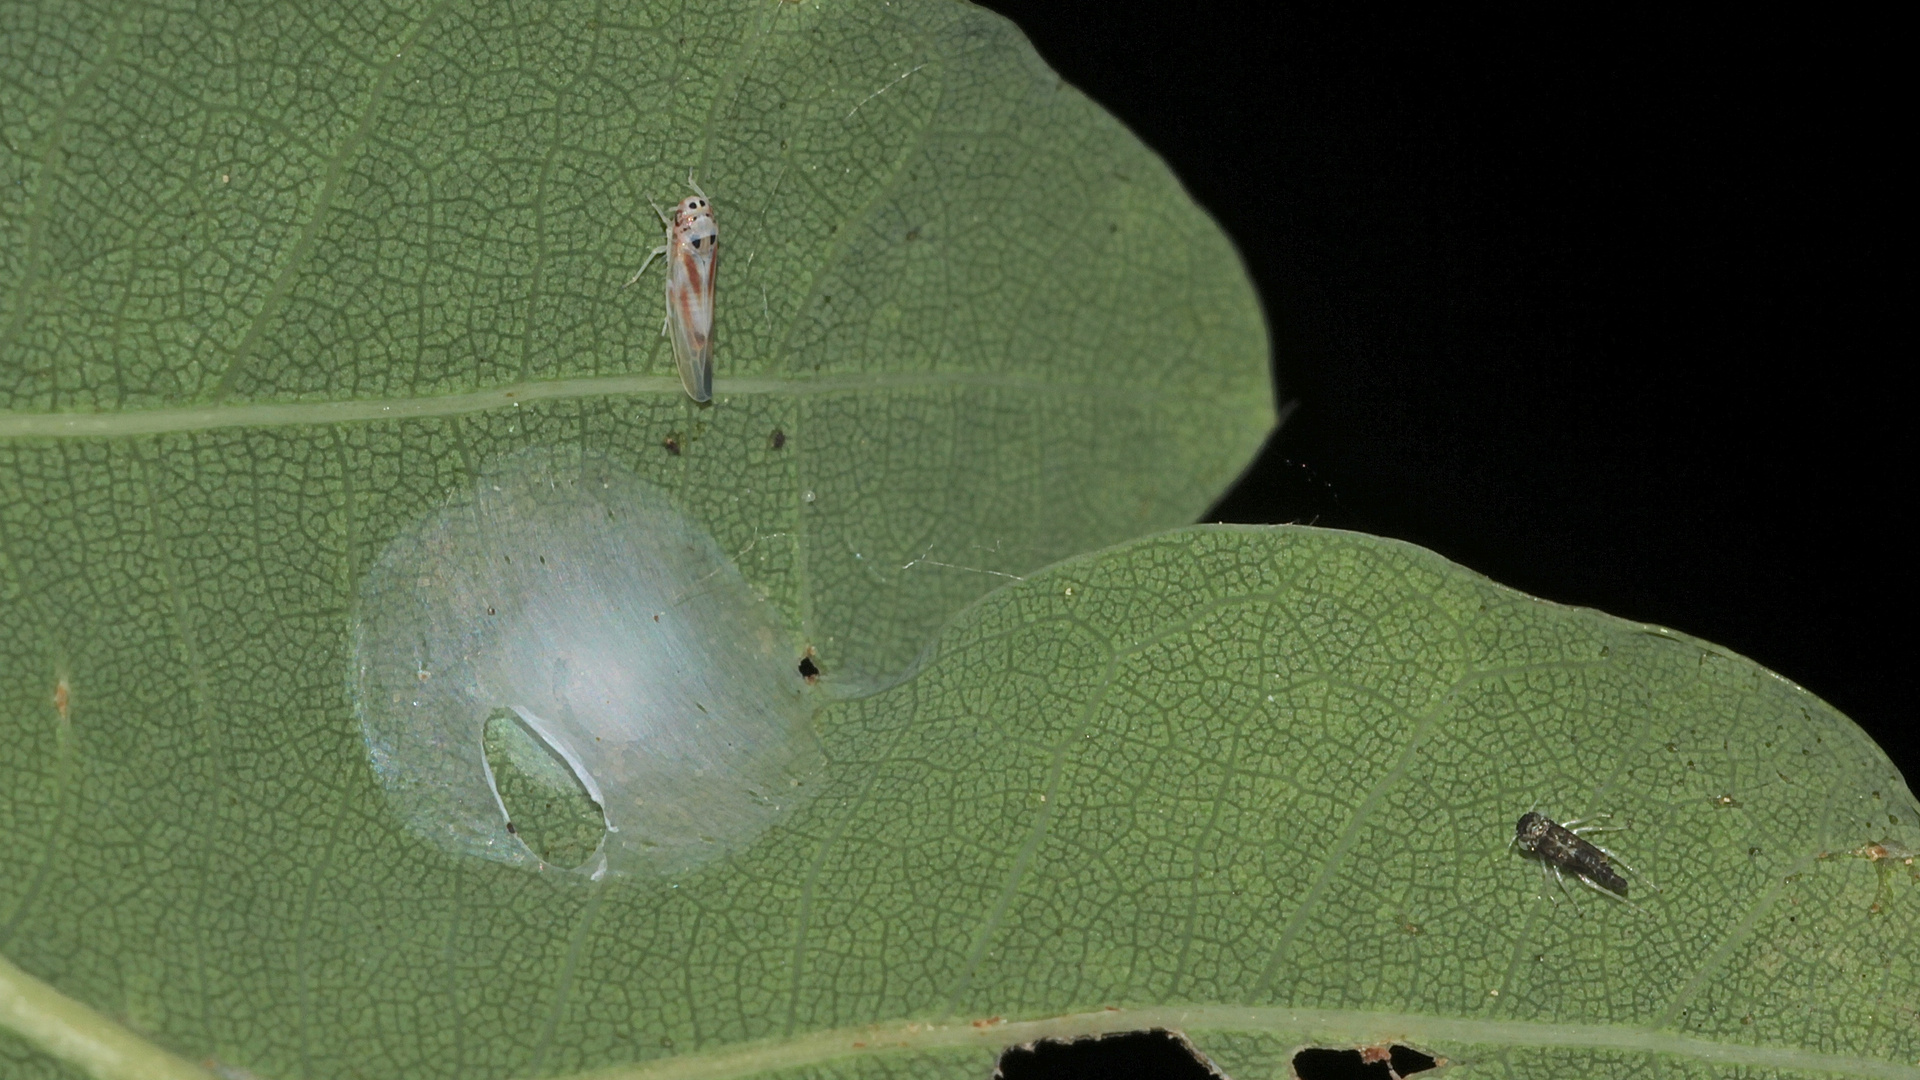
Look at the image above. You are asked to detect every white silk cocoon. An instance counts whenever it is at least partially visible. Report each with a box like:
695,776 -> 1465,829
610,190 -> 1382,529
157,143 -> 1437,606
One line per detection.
352,448 -> 818,878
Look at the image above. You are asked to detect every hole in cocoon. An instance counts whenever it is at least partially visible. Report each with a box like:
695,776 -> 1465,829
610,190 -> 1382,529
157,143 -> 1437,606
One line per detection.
481,707 -> 607,870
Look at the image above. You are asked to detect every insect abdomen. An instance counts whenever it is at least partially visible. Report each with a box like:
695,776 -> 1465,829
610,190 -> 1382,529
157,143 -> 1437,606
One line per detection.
1535,819 -> 1629,896
1564,844 -> 1628,896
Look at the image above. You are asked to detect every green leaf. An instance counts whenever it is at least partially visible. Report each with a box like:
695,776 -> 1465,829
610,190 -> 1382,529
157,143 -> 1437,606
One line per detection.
4,0 -> 1273,1072
798,527 -> 1920,1079
0,0 -> 1272,685
8,525 -> 1918,1079
6,2 -> 1915,1080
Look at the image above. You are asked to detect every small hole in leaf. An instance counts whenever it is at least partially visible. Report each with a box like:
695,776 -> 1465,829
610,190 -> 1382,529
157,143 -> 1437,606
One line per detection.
797,653 -> 820,681
995,1029 -> 1218,1079
1388,1046 -> 1437,1077
1291,1044 -> 1438,1079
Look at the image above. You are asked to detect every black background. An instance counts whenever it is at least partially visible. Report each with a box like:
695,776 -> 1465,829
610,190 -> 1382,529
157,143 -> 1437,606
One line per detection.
971,4 -> 1907,785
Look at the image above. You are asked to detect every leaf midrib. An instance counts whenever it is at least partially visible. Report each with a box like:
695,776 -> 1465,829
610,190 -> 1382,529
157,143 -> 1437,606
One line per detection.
0,371 -> 1176,439
10,956 -> 1915,1080
611,1005 -> 1918,1080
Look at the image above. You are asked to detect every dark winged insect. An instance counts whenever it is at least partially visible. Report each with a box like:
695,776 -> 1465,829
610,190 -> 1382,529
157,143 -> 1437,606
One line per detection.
1512,811 -> 1653,914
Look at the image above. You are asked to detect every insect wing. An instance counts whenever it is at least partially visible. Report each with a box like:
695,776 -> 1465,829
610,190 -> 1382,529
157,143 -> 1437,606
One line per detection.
665,199 -> 718,402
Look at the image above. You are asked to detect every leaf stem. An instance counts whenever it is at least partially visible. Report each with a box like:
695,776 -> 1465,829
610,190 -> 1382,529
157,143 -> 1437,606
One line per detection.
0,954 -> 218,1080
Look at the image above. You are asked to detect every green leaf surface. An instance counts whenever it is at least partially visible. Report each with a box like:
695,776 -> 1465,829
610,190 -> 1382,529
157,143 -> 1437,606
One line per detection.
7,524 -> 1918,1080
0,0 -> 1272,685
5,1 -> 1916,1080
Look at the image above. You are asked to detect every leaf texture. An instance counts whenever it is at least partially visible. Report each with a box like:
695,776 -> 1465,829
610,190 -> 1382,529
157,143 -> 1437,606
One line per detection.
6,1 -> 1916,1079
